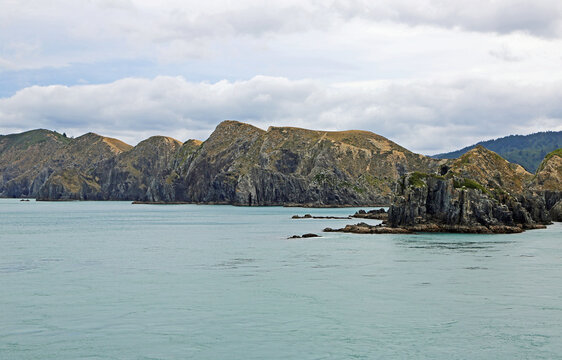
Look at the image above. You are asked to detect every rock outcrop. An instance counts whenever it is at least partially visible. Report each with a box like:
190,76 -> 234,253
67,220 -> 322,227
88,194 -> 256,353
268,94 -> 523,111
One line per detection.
387,172 -> 550,233
0,130 -> 71,197
1,130 -> 131,199
352,208 -> 388,220
171,121 -> 443,205
94,136 -> 184,201
528,149 -> 562,221
2,122 -> 444,204
36,135 -> 185,201
1,123 -> 560,213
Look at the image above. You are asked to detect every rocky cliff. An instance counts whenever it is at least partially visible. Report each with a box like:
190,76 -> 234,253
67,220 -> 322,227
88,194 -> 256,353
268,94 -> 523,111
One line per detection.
0,129 -> 71,197
2,122 -> 560,210
528,148 -> 562,221
0,130 -> 131,198
386,146 -> 557,232
37,135 -> 184,201
387,172 -> 550,233
172,121 -> 444,205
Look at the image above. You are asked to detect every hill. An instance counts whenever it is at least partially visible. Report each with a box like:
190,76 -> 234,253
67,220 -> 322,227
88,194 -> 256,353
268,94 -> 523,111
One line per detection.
175,121 -> 444,205
2,122 -> 559,207
1,121 -> 445,205
446,145 -> 532,195
0,130 -> 131,198
432,131 -> 562,173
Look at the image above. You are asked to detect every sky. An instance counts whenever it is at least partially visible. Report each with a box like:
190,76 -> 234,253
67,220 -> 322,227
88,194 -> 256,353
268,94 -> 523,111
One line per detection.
1,0 -> 562,154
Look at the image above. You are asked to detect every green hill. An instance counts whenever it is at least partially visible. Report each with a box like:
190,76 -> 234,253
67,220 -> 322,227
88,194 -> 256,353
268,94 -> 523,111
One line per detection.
432,131 -> 562,173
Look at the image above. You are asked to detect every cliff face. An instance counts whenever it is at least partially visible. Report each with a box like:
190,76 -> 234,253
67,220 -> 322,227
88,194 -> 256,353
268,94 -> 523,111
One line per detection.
37,136 -> 183,201
529,149 -> 562,191
3,123 -> 558,209
528,149 -> 562,220
0,130 -> 71,197
34,133 -> 133,200
388,173 -> 550,232
0,130 -> 133,199
95,136 -> 184,201
387,146 -> 556,231
171,121 -> 443,205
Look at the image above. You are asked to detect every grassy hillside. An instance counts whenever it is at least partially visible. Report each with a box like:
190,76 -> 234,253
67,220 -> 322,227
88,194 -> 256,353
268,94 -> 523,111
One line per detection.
433,131 -> 562,173
529,148 -> 562,191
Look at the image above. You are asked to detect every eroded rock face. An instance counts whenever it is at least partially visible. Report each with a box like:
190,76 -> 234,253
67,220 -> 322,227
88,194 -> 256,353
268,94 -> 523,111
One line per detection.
171,121 -> 443,206
549,200 -> 562,221
388,173 -> 551,231
529,149 -> 562,192
4,123 -> 558,210
0,130 -> 132,199
0,130 -> 71,197
95,136 -> 183,201
527,149 -> 562,221
35,133 -> 133,200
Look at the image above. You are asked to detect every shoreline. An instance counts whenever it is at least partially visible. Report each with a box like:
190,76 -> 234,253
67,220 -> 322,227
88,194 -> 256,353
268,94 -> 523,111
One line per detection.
1,197 -> 389,208
324,222 -> 550,235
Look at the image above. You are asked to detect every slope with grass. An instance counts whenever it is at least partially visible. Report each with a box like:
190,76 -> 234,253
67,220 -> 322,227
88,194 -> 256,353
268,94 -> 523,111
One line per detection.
433,131 -> 562,173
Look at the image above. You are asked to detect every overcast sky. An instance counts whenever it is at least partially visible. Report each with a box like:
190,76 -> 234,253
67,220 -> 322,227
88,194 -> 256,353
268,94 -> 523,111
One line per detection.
1,0 -> 562,154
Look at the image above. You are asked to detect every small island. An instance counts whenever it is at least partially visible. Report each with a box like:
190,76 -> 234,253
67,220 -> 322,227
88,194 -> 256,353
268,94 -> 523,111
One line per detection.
325,146 -> 561,234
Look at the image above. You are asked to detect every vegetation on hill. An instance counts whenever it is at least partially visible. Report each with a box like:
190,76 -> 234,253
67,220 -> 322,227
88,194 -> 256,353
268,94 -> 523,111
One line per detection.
433,131 -> 562,173
529,148 -> 562,192
445,145 -> 532,195
2,123 -> 559,206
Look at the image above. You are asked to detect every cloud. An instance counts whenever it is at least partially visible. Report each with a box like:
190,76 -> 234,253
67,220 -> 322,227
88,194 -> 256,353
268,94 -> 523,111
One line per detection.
2,1 -> 562,70
335,0 -> 562,37
489,45 -> 525,62
1,76 -> 561,154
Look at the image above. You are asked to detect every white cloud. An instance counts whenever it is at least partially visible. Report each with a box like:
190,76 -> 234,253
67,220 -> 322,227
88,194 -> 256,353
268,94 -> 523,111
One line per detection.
1,75 -> 561,154
334,0 -> 562,37
1,1 -> 562,153
2,0 -> 562,71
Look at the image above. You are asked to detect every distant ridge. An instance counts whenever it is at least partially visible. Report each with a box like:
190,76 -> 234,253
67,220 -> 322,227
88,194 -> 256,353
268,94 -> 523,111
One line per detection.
2,122 -> 560,205
432,131 -> 562,173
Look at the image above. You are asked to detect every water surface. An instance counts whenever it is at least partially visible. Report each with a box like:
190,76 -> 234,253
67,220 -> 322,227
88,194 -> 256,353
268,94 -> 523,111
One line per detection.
1,199 -> 561,359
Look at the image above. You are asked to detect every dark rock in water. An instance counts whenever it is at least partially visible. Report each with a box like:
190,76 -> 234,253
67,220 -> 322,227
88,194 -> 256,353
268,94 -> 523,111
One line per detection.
324,223 -> 411,234
301,233 -> 320,238
287,233 -> 320,239
292,214 -> 351,219
352,208 -> 387,220
292,214 -> 313,219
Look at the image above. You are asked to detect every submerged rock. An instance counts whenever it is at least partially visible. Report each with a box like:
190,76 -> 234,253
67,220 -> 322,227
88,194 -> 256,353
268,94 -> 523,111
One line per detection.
324,223 -> 411,234
292,214 -> 351,219
287,233 -> 320,239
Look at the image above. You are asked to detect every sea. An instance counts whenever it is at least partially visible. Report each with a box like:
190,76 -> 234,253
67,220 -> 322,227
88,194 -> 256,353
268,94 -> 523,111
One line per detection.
1,199 -> 561,359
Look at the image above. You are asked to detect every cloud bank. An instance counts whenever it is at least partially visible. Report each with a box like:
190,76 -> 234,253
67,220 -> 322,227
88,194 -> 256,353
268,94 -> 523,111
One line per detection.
1,1 -> 562,153
1,76 -> 561,154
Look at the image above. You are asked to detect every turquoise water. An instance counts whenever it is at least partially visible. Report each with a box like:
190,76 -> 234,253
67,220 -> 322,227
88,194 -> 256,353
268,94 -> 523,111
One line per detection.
1,199 -> 561,359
